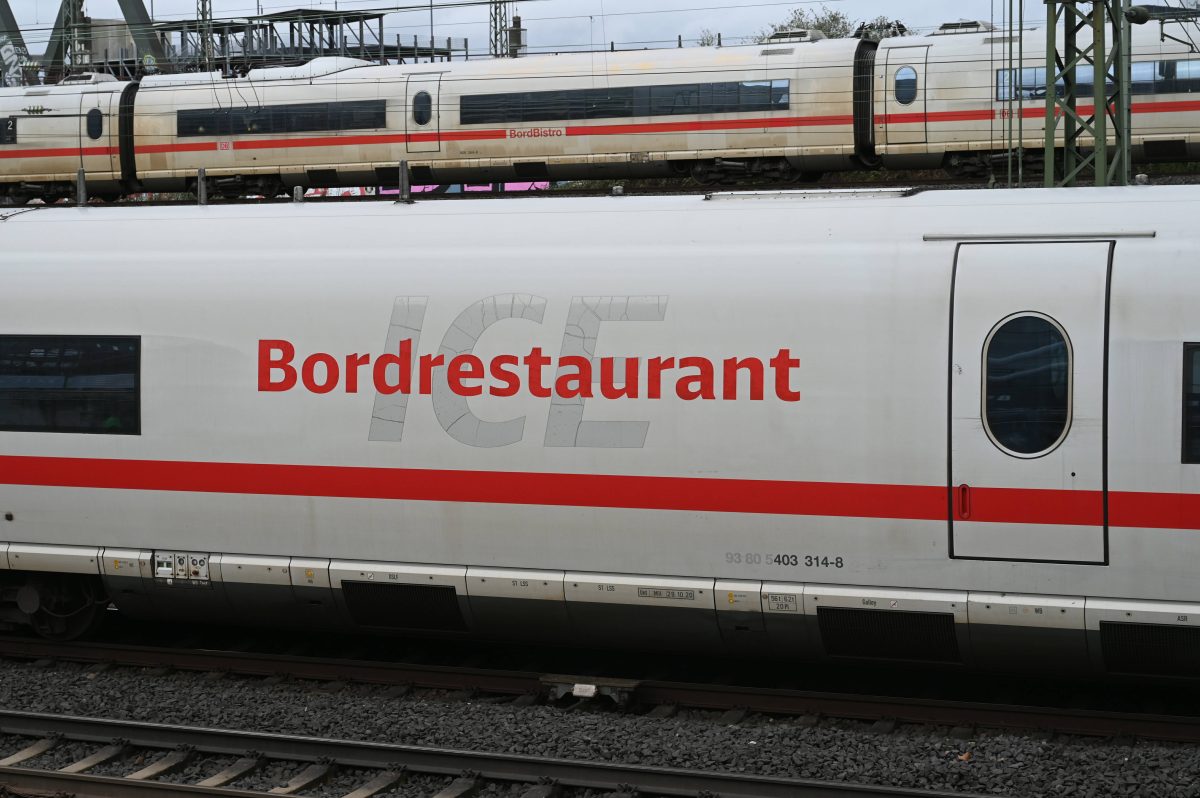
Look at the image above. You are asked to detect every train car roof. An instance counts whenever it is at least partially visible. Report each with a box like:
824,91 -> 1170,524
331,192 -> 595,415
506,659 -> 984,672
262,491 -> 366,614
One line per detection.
880,21 -> 1173,59
0,186 -> 1177,245
130,38 -> 865,94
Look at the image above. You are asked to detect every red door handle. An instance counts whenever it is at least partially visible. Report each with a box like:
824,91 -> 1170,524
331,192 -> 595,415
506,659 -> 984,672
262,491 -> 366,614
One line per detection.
959,484 -> 971,520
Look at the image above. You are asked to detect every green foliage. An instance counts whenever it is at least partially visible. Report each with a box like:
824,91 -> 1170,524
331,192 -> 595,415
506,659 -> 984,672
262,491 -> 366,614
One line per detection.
760,5 -> 854,40
756,5 -> 908,42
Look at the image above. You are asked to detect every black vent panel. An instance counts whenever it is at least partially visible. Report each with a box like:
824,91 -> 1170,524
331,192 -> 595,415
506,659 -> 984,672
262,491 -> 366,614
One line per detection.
1100,621 -> 1200,677
342,581 -> 467,631
817,607 -> 960,663
1144,139 -> 1187,162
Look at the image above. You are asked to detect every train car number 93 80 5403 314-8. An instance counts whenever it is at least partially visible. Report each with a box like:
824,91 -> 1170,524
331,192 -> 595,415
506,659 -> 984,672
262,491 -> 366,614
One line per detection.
725,553 -> 846,568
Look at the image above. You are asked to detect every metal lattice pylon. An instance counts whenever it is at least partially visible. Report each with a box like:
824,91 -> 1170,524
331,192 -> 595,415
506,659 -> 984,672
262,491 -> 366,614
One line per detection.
197,0 -> 214,68
64,0 -> 86,71
489,0 -> 512,57
1043,0 -> 1133,187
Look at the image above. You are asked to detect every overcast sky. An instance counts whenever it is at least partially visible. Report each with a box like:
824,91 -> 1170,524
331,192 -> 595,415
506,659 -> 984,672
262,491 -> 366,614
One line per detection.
8,0 -> 1048,55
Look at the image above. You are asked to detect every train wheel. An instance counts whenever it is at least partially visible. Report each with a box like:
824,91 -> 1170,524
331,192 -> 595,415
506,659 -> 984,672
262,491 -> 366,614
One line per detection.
17,575 -> 104,641
690,162 -> 721,186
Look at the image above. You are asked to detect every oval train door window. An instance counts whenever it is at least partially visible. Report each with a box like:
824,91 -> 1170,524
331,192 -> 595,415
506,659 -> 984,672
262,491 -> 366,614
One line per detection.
895,66 -> 918,105
86,108 -> 103,140
413,91 -> 432,126
983,313 -> 1072,457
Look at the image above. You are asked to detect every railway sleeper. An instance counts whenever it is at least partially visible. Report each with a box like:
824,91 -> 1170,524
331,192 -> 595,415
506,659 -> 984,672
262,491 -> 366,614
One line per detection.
60,740 -> 129,773
433,773 -> 483,798
339,767 -> 408,798
270,758 -> 336,794
125,746 -> 194,780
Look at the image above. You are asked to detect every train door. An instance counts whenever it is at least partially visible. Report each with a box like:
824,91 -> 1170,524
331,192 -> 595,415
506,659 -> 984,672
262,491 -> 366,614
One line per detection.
78,92 -> 116,180
881,46 -> 929,145
949,241 -> 1111,564
406,74 -> 442,153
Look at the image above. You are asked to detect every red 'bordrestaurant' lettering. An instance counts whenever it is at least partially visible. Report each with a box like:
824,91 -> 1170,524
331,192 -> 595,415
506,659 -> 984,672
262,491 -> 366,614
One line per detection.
257,339 -> 801,402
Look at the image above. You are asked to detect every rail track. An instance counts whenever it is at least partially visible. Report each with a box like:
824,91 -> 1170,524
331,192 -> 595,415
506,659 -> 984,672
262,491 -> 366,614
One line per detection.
1,635 -> 1198,747
0,709 -> 990,798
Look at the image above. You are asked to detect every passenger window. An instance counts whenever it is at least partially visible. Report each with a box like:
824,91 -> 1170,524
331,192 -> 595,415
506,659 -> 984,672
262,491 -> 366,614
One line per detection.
0,336 -> 140,435
86,108 -> 103,140
984,314 -> 1071,457
895,66 -> 918,105
413,91 -> 433,126
1183,345 -> 1200,463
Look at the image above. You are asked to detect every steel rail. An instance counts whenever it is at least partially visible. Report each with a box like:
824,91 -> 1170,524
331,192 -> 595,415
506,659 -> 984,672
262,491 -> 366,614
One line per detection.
0,710 -> 988,798
3,636 -> 1200,744
0,636 -> 541,695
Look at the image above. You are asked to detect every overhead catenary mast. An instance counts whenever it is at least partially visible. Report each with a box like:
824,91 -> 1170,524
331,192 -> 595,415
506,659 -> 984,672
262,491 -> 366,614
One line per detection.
197,0 -> 214,70
489,0 -> 512,57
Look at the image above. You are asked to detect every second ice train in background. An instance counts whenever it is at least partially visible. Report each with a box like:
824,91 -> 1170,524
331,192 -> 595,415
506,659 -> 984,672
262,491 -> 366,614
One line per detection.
4,20 -> 1200,200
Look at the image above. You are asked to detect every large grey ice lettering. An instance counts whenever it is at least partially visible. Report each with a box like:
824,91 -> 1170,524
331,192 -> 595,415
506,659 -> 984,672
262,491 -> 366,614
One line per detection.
433,293 -> 547,448
545,295 -> 668,448
368,296 -> 427,443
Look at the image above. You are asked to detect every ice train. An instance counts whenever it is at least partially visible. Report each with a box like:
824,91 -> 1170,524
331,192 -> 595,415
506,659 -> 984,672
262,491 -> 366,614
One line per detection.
1,185 -> 1199,677
5,19 -> 1200,202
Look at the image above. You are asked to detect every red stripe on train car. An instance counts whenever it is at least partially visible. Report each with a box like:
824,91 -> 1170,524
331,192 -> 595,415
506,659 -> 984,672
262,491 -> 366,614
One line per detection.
4,94 -> 1200,162
0,455 -> 948,520
953,485 -> 1104,527
1109,491 -> 1200,531
565,114 -> 854,137
0,114 -> 854,161
2,454 -> 1199,530
0,145 -> 118,159
875,109 -> 996,125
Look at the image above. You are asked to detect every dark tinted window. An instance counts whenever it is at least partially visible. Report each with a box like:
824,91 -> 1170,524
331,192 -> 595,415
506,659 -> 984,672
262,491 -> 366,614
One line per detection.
178,100 -> 386,137
1184,345 -> 1200,463
997,59 -> 1200,100
413,91 -> 432,126
985,315 -> 1070,456
460,79 -> 789,125
1,116 -> 16,144
895,66 -> 918,105
86,108 -> 103,140
0,336 -> 140,435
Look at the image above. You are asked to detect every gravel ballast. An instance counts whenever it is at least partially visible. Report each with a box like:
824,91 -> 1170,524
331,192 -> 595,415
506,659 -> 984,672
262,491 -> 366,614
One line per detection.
0,659 -> 1193,797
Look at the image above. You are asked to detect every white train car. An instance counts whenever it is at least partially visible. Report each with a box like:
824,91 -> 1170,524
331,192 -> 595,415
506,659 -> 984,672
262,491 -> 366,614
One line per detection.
128,38 -> 864,196
877,20 -> 1200,170
6,21 -> 1200,201
1,185 -> 1199,677
0,73 -> 128,201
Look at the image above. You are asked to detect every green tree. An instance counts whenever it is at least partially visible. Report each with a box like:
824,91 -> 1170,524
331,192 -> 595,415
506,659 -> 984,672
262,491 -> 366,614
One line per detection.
759,5 -> 853,41
758,6 -> 907,41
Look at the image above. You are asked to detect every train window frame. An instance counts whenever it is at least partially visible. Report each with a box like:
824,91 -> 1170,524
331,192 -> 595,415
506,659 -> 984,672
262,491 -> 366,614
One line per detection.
413,91 -> 433,126
895,66 -> 918,105
86,108 -> 103,140
1,116 -> 15,145
459,79 -> 791,126
981,312 -> 1073,460
177,100 -> 386,138
0,335 -> 141,436
1183,344 -> 1200,464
